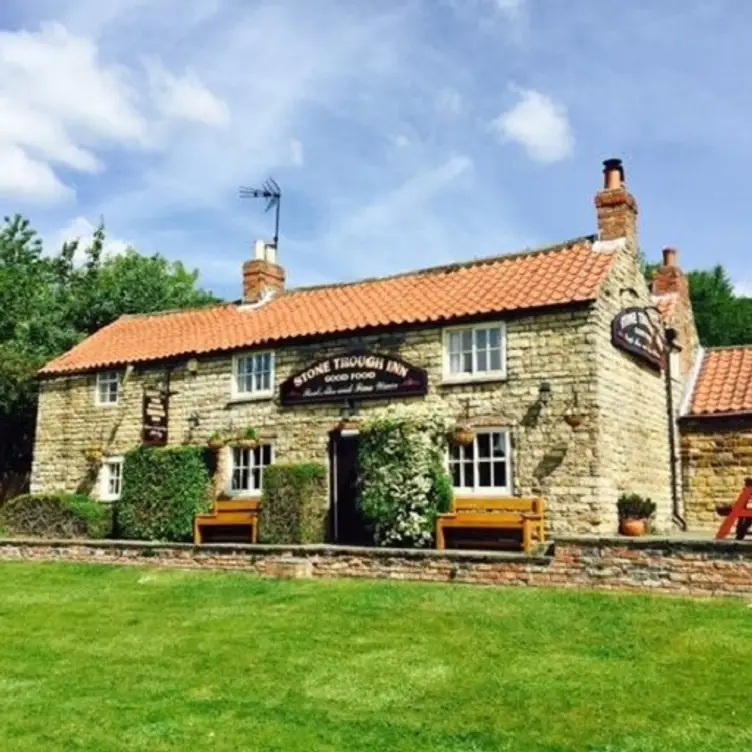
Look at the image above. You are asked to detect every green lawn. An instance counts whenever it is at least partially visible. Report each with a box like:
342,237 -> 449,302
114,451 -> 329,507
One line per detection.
1,564 -> 751,752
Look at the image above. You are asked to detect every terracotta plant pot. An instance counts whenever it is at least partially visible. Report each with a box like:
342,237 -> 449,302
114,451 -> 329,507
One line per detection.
619,518 -> 647,537
452,426 -> 475,446
563,413 -> 585,429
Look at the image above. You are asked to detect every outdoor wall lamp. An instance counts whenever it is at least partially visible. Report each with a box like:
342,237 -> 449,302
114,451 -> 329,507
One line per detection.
538,382 -> 552,406
188,411 -> 201,429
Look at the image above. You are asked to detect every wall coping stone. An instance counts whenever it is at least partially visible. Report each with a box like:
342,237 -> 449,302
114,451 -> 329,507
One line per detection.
556,534 -> 752,555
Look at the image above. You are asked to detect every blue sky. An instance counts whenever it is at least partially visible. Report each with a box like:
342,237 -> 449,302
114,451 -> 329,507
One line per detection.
1,0 -> 751,300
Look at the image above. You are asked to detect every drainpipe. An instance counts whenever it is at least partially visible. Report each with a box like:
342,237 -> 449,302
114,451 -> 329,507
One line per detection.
664,328 -> 687,530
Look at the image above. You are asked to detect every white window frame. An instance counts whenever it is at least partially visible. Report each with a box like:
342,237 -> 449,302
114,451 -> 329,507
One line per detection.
227,443 -> 274,497
448,428 -> 513,497
99,456 -> 124,502
442,321 -> 507,384
95,371 -> 122,407
231,351 -> 275,400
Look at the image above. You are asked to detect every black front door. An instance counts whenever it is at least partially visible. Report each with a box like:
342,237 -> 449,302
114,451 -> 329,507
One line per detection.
332,433 -> 370,545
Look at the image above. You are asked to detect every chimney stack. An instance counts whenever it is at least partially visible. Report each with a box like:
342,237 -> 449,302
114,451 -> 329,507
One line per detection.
662,247 -> 677,268
242,240 -> 285,304
652,247 -> 687,298
595,157 -> 639,247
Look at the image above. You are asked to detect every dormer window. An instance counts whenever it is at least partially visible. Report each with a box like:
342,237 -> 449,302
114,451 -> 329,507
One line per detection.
443,322 -> 507,383
232,352 -> 275,399
96,371 -> 122,406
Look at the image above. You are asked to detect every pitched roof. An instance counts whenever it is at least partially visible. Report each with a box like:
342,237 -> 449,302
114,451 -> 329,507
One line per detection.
688,346 -> 752,417
40,236 -> 617,376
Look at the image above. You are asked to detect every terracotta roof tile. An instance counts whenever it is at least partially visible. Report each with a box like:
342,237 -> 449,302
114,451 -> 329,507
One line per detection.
41,237 -> 616,376
689,347 -> 752,416
653,293 -> 677,323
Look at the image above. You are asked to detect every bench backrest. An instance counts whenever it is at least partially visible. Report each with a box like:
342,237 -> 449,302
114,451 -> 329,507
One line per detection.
452,497 -> 544,515
214,499 -> 261,515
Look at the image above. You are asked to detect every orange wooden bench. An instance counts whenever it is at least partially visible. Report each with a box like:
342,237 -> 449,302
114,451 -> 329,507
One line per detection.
436,497 -> 545,553
194,499 -> 260,544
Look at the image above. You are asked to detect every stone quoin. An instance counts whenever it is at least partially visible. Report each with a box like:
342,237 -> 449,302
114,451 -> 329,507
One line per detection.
29,159 -> 752,541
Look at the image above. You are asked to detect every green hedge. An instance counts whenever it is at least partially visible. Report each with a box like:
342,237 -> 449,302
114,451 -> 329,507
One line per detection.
117,446 -> 212,542
260,463 -> 327,544
0,492 -> 111,539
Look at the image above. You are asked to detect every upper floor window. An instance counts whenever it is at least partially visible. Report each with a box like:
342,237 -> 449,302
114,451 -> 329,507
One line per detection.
443,323 -> 506,382
96,371 -> 122,406
449,429 -> 512,496
99,457 -> 123,502
229,444 -> 273,496
232,352 -> 274,399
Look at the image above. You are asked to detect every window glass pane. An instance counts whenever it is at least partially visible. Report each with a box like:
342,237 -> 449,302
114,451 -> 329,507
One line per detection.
462,352 -> 472,373
261,444 -> 272,465
451,464 -> 461,487
478,462 -> 491,487
252,468 -> 261,490
461,330 -> 472,351
463,442 -> 474,460
493,462 -> 507,488
475,328 -> 488,350
489,348 -> 502,371
492,432 -> 506,457
477,433 -> 491,458
449,332 -> 462,355
477,350 -> 488,372
449,352 -> 461,374
449,444 -> 461,461
464,460 -> 475,488
489,328 -> 501,348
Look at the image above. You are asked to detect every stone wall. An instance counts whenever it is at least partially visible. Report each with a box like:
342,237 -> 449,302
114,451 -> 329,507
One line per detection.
591,247 -> 674,532
2,536 -> 751,599
681,416 -> 752,531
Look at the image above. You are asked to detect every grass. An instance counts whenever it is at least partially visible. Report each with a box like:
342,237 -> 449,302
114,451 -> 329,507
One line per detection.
1,563 -> 752,751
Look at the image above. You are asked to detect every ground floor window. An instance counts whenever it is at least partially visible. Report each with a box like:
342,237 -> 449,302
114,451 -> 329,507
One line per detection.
229,444 -> 273,495
99,457 -> 123,502
449,429 -> 511,495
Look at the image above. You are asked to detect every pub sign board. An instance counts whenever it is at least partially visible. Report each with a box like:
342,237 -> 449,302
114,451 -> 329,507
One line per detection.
142,387 -> 169,446
280,352 -> 428,406
611,307 -> 665,370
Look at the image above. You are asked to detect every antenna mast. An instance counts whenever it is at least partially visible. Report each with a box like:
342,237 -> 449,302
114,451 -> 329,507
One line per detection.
239,178 -> 282,249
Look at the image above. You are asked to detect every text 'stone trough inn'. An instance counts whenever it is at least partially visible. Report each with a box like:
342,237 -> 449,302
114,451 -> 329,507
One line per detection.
32,159 -> 752,540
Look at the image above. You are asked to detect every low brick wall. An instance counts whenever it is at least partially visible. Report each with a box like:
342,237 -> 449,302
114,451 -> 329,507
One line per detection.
1,536 -> 751,598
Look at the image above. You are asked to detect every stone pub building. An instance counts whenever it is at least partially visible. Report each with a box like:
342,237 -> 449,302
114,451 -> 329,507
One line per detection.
31,159 -> 750,541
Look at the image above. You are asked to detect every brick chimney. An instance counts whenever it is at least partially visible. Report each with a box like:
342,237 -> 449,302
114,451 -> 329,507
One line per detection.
595,158 -> 639,246
651,247 -> 698,379
243,240 -> 285,304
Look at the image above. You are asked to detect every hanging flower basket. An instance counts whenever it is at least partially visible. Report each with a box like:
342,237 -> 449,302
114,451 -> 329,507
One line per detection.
452,425 -> 475,446
564,413 -> 585,429
715,504 -> 732,518
235,438 -> 258,450
207,433 -> 226,451
83,445 -> 103,464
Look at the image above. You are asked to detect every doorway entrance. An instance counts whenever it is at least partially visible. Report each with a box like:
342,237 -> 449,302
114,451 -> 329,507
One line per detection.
330,431 -> 371,545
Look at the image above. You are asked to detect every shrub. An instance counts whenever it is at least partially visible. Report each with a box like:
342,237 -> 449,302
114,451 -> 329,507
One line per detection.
0,492 -> 111,539
259,463 -> 327,544
358,405 -> 453,548
617,493 -> 656,520
117,446 -> 212,542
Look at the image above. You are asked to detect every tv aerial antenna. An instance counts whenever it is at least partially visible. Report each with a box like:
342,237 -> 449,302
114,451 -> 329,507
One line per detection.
239,178 -> 282,249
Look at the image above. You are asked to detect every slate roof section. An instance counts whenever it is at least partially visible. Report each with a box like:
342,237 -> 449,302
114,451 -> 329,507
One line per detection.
40,236 -> 617,376
688,346 -> 752,417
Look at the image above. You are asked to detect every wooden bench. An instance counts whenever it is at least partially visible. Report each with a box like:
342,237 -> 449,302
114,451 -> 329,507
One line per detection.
436,497 -> 545,553
194,499 -> 261,544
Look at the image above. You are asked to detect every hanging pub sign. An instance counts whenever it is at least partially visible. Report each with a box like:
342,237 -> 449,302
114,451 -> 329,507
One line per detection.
142,386 -> 169,446
280,352 -> 428,406
611,307 -> 665,370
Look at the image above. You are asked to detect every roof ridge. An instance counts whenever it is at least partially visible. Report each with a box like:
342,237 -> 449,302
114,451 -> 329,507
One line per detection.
285,234 -> 597,295
116,301 -> 235,322
706,344 -> 752,352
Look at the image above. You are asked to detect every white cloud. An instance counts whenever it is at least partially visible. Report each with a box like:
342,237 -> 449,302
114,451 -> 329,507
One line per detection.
492,0 -> 527,19
392,134 -> 412,149
492,88 -> 574,162
0,145 -> 73,204
289,138 -> 304,167
51,216 -> 131,265
735,280 -> 752,297
146,61 -> 229,127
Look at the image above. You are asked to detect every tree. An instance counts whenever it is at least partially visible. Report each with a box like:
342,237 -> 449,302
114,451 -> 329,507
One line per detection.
0,214 -> 221,500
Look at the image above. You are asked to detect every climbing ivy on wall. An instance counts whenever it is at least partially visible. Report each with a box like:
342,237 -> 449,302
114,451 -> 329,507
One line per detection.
358,405 -> 453,548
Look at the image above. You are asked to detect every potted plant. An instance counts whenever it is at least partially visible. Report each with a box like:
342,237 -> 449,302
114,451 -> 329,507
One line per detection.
715,503 -> 733,518
451,424 -> 475,447
207,431 -> 226,451
235,427 -> 258,450
617,493 -> 656,537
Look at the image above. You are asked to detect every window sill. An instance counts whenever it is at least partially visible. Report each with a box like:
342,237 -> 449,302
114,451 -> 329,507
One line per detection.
441,372 -> 507,386
224,491 -> 262,499
98,497 -> 119,504
227,392 -> 274,405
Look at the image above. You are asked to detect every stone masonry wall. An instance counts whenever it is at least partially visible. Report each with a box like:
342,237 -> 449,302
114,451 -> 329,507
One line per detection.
681,417 -> 752,531
33,309 -> 608,534
592,247 -> 674,532
2,536 -> 751,599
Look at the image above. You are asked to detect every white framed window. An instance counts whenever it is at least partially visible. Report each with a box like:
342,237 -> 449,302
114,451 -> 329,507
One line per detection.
228,444 -> 274,496
443,322 -> 506,382
232,352 -> 274,399
99,457 -> 124,502
95,371 -> 122,406
449,429 -> 512,496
